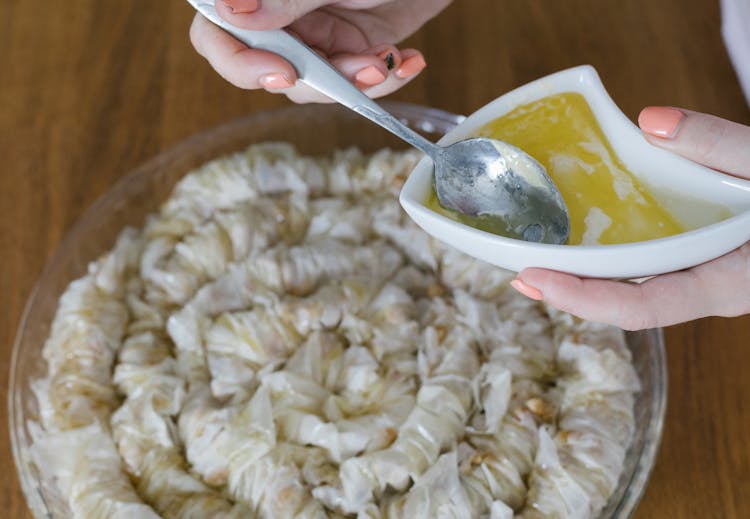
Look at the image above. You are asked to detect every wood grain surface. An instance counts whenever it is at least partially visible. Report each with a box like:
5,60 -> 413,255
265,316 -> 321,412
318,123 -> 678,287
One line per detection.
1,0 -> 749,517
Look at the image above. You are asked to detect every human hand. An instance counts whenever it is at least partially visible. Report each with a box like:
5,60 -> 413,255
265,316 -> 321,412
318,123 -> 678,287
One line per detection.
189,0 -> 452,103
510,107 -> 750,330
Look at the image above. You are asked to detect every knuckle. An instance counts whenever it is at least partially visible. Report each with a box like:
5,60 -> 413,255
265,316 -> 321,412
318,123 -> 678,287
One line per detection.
698,243 -> 750,317
692,117 -> 727,163
617,289 -> 659,331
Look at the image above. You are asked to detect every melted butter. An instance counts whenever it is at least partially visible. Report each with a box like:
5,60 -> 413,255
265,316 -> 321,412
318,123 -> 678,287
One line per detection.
426,92 -> 731,245
425,189 -> 521,238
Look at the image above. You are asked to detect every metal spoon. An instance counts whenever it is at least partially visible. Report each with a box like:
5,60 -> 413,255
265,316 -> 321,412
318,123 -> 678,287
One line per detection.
188,0 -> 570,244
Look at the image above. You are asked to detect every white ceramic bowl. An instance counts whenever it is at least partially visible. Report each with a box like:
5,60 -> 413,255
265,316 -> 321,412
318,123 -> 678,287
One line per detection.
400,65 -> 750,278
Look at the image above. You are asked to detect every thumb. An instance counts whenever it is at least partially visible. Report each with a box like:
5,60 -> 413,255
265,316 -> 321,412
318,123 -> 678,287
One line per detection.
513,242 -> 750,330
638,106 -> 750,179
217,0 -> 334,30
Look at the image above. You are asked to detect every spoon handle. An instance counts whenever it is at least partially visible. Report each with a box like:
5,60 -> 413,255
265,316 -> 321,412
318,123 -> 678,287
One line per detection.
188,0 -> 441,157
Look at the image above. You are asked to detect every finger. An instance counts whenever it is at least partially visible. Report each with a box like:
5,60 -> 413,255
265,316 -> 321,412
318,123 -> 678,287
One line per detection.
275,52 -> 387,103
217,0 -> 333,30
192,13 -> 423,102
513,243 -> 750,330
329,53 -> 389,88
190,14 -> 297,89
273,48 -> 425,103
365,44 -> 403,71
393,48 -> 426,80
638,106 -> 750,178
357,48 -> 426,98
512,269 -> 707,330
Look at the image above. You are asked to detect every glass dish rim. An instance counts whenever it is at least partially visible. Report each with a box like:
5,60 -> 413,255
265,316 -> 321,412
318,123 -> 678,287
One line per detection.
9,101 -> 667,519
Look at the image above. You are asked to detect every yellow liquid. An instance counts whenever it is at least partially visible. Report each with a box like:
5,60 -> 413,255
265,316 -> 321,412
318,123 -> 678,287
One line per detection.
427,93 -> 702,245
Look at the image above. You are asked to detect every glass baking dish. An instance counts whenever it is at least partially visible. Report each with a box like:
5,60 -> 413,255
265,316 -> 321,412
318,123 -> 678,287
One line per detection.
9,102 -> 667,518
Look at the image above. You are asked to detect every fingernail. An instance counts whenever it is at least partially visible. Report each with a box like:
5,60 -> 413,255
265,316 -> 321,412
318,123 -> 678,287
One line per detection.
259,72 -> 294,89
395,54 -> 426,79
354,65 -> 386,86
638,106 -> 685,139
510,279 -> 543,301
378,50 -> 397,70
223,0 -> 259,14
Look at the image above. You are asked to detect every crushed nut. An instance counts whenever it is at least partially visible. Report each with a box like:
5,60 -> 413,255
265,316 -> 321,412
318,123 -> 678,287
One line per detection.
384,427 -> 398,447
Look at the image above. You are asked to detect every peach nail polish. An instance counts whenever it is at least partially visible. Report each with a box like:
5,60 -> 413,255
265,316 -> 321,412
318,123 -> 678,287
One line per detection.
259,73 -> 294,89
354,65 -> 386,86
223,0 -> 259,14
638,106 -> 685,139
510,279 -> 543,301
395,54 -> 426,79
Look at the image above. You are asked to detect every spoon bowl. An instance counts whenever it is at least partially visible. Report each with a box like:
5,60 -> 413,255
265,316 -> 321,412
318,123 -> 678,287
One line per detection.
435,137 -> 569,243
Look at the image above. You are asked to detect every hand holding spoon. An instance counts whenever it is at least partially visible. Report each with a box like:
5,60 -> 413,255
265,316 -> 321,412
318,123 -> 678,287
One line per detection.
187,0 -> 570,244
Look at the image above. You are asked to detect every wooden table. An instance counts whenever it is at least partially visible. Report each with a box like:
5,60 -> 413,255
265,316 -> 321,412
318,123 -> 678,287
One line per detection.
1,0 -> 748,517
